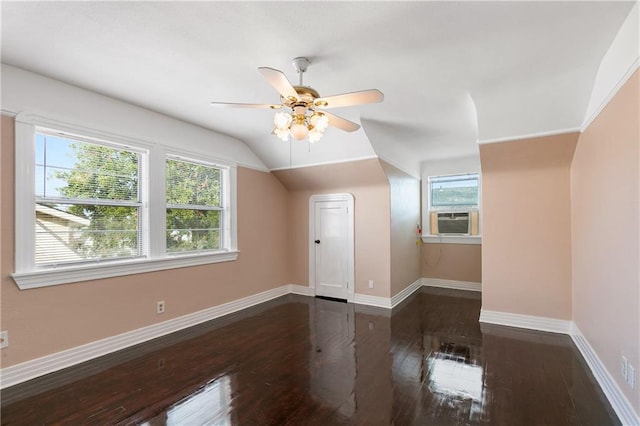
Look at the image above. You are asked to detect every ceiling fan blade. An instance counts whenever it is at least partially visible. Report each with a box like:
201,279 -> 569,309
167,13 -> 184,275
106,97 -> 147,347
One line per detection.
258,67 -> 300,102
210,102 -> 281,109
315,89 -> 383,109
324,112 -> 360,132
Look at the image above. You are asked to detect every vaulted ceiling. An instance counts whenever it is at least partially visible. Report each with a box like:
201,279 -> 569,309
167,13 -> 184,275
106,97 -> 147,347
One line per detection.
1,1 -> 635,176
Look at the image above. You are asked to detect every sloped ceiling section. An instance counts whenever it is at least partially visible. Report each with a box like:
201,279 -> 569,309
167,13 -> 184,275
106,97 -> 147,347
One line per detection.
0,2 -> 635,175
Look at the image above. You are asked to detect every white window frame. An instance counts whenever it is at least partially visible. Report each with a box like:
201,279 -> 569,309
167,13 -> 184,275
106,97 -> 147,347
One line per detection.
13,113 -> 238,290
164,153 -> 232,255
422,172 -> 482,244
33,128 -> 148,266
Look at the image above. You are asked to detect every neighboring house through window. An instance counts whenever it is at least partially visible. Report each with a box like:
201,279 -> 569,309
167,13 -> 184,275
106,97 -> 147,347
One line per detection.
35,131 -> 143,266
13,114 -> 238,289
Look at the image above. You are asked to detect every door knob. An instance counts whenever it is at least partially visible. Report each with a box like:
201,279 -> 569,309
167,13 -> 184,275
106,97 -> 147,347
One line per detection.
315,239 -> 320,244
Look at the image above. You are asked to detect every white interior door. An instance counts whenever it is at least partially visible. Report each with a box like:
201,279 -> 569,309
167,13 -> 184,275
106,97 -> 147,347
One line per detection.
310,194 -> 354,301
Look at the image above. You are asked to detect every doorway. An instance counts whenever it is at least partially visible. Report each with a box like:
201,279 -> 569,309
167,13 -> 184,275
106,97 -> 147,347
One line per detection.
309,193 -> 355,302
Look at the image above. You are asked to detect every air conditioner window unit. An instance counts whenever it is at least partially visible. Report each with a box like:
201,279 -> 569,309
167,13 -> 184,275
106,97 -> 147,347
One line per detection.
434,211 -> 471,235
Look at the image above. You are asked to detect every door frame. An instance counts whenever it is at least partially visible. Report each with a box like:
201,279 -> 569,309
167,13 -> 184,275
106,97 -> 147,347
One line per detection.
308,193 -> 355,302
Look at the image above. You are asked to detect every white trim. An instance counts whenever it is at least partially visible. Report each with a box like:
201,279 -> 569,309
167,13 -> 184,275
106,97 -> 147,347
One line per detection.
228,166 -> 238,252
571,324 -> 640,426
0,282 -> 404,388
16,112 -> 157,151
582,59 -> 640,131
423,278 -> 482,292
390,278 -> 423,307
269,155 -> 378,171
12,112 -> 239,288
353,293 -> 392,309
308,193 -> 355,303
1,109 -> 18,117
477,309 -> 638,425
288,284 -> 315,296
4,286 -> 635,426
12,251 -> 239,289
0,284 -> 290,389
355,277 -> 480,310
479,309 -> 572,334
422,235 -> 482,245
14,120 -> 36,272
148,145 -> 166,257
235,162 -> 270,173
477,128 -> 582,145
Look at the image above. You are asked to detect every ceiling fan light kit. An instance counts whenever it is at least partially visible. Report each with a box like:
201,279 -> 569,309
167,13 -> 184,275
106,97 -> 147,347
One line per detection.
211,57 -> 383,143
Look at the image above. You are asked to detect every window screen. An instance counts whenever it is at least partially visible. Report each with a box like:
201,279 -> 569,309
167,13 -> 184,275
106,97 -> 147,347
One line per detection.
35,132 -> 142,266
430,174 -> 479,208
166,158 -> 223,253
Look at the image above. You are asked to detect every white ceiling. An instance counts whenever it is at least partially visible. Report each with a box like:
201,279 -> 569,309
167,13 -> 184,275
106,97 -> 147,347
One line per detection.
1,1 -> 635,175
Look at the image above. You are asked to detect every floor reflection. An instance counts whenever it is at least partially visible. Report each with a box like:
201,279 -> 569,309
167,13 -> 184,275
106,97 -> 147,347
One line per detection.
310,298 -> 356,418
428,346 -> 484,402
142,375 -> 233,426
0,289 -> 619,425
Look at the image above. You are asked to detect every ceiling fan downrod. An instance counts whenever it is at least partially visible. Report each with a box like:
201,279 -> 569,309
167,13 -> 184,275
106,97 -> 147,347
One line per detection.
292,57 -> 310,86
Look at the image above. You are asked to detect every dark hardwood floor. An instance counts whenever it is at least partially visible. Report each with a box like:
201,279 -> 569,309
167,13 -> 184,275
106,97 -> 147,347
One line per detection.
1,287 -> 619,425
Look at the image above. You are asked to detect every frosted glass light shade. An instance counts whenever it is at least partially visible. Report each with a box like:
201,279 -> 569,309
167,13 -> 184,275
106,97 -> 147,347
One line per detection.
308,129 -> 323,143
274,127 -> 290,141
311,113 -> 329,132
290,122 -> 309,140
274,112 -> 292,129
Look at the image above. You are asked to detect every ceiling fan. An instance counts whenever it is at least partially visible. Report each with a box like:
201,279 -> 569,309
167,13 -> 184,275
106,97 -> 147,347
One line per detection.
210,57 -> 384,143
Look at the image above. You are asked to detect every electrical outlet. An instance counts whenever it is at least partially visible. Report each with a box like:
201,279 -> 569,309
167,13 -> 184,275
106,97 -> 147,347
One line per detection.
627,365 -> 635,388
156,301 -> 165,314
368,280 -> 374,289
622,356 -> 628,380
0,331 -> 8,349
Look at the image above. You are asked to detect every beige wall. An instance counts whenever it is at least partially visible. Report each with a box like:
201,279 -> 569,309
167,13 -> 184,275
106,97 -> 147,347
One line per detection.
571,70 -> 639,413
379,160 -> 421,297
479,133 -> 578,319
274,159 -> 392,298
0,114 -> 290,366
422,243 -> 482,282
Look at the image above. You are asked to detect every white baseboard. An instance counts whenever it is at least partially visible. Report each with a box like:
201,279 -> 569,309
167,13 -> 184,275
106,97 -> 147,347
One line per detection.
479,309 -> 639,425
571,324 -> 640,426
479,309 -> 572,334
288,284 -> 315,296
390,278 -> 423,308
7,282 -> 637,426
0,281 -> 410,388
353,293 -> 392,309
0,285 -> 291,389
354,278 -> 479,309
422,278 -> 482,292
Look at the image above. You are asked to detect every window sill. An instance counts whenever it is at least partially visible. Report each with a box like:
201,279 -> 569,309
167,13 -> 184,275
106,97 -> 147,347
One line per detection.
421,235 -> 482,245
11,251 -> 239,290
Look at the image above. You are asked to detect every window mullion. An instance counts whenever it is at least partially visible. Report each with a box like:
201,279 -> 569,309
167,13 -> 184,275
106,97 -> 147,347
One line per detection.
15,120 -> 36,273
148,146 -> 166,258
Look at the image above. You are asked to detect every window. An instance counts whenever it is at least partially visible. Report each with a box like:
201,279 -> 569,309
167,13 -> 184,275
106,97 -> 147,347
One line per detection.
166,158 -> 223,254
14,114 -> 238,289
424,172 -> 481,242
35,131 -> 144,266
429,173 -> 479,210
